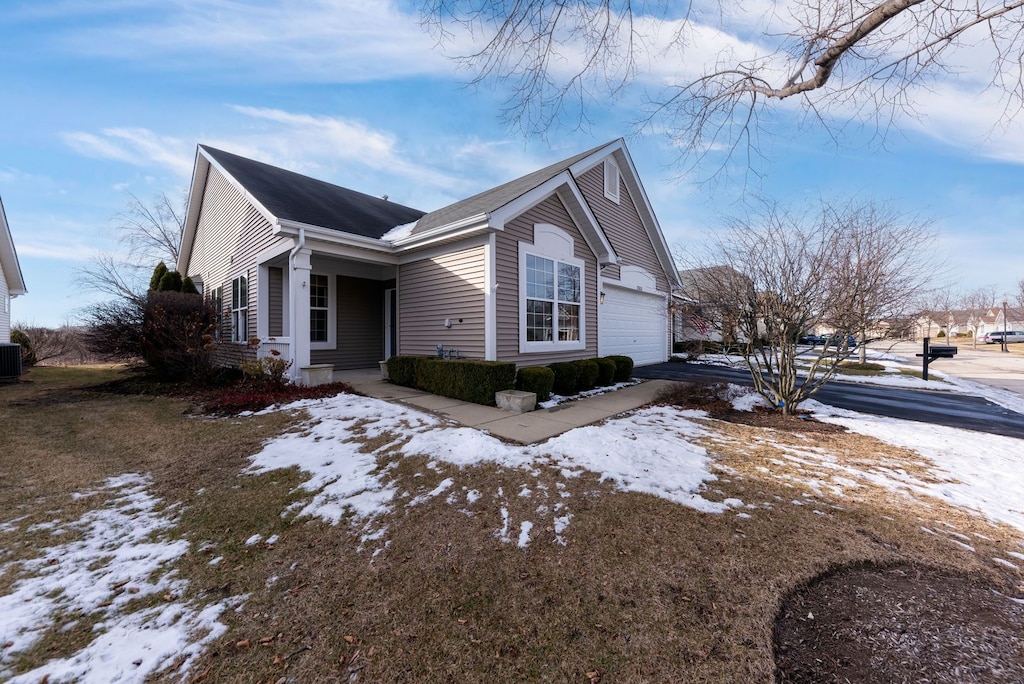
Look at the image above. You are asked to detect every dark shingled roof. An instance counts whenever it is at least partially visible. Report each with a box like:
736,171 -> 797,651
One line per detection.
412,141 -> 615,234
201,145 -> 425,239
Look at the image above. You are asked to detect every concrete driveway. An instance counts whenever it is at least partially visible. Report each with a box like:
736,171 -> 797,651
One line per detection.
877,340 -> 1024,395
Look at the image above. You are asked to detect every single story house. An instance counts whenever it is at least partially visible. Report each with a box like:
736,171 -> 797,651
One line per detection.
177,139 -> 681,382
0,194 -> 27,342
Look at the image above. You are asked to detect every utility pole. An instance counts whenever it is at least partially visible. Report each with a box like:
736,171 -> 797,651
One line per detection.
1003,300 -> 1009,353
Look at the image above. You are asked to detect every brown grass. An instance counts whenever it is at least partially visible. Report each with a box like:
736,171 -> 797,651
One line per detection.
1,366 -> 1021,682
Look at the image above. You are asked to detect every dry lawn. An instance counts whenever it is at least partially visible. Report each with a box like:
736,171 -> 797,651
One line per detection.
1,367 -> 1021,683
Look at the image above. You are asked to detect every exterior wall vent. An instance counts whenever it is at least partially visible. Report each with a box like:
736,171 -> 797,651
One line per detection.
0,342 -> 23,382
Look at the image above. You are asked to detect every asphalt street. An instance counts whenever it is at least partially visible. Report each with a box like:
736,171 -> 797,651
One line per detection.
633,362 -> 1024,439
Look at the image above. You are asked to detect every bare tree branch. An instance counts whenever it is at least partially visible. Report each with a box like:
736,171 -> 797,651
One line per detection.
422,1 -> 1024,172
75,192 -> 185,306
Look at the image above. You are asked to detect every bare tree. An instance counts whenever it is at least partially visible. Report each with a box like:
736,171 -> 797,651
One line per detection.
422,1 -> 1024,170
11,324 -> 76,366
688,202 -> 851,414
961,285 -> 998,347
1016,278 -> 1024,309
687,199 -> 943,413
76,192 -> 185,302
822,201 -> 943,363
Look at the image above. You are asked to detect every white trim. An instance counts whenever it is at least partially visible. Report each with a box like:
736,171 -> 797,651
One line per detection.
396,233 -> 491,265
384,287 -> 397,359
308,272 -> 337,351
484,233 -> 497,360
257,264 -> 269,339
518,224 -> 586,354
0,195 -> 27,296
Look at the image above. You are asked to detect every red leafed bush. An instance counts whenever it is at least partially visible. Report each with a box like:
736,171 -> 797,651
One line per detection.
202,381 -> 357,415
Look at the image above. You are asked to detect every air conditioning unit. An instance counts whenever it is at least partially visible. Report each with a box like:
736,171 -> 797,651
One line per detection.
0,343 -> 23,382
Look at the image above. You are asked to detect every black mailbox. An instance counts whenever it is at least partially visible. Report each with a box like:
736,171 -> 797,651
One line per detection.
915,338 -> 957,380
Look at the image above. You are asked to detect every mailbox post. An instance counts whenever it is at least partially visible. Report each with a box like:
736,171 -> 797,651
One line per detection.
916,336 -> 957,381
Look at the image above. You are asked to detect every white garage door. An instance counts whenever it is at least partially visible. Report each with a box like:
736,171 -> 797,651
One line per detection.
599,286 -> 666,366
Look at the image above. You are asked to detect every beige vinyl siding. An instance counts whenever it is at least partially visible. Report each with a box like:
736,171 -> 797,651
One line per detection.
186,165 -> 287,366
576,164 -> 669,293
398,244 -> 486,358
268,266 -> 283,337
311,275 -> 386,369
496,194 -> 599,365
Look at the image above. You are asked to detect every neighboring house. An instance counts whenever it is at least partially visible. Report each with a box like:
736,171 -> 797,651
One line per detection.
672,266 -> 748,344
0,194 -> 28,342
177,140 -> 681,382
993,306 -> 1024,334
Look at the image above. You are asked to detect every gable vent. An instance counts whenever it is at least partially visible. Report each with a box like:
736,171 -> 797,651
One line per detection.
603,159 -> 620,203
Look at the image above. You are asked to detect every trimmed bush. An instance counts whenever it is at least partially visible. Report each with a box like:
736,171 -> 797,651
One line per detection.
548,361 -> 578,396
606,355 -> 634,382
386,355 -> 425,387
574,359 -> 599,391
516,366 -> 555,402
594,357 -> 616,386
415,358 -> 515,405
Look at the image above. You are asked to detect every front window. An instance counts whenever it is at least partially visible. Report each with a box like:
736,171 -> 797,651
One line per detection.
310,274 -> 329,343
523,253 -> 583,347
231,275 -> 248,342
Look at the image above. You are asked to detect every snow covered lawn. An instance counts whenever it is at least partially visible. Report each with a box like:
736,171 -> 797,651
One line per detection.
2,370 -> 1023,682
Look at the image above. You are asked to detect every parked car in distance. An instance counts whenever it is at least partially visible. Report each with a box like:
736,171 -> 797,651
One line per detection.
984,330 -> 1024,344
826,334 -> 858,349
799,334 -> 827,346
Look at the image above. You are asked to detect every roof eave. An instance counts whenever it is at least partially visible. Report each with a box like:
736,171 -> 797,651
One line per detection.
0,195 -> 27,295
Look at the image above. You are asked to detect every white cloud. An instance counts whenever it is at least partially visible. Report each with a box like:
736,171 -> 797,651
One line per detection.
58,0 -> 451,84
62,129 -> 194,177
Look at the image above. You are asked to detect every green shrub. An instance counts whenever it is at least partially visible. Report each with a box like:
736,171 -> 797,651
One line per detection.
594,357 -> 616,386
548,362 -> 578,396
10,329 -> 36,366
516,366 -> 555,402
415,358 -> 515,405
606,355 -> 634,382
574,359 -> 599,391
936,330 -> 946,338
240,348 -> 293,389
386,355 -> 425,387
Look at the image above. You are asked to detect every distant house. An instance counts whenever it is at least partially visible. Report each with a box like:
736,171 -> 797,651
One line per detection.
0,194 -> 27,342
993,306 -> 1024,334
177,140 -> 681,382
672,266 -> 748,344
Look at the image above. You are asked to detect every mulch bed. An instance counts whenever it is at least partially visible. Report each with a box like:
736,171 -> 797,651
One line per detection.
775,563 -> 1024,683
713,407 -> 848,433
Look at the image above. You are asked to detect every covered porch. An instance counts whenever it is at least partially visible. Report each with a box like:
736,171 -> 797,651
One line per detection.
253,245 -> 398,383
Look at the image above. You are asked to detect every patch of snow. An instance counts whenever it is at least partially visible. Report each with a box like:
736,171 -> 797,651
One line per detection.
806,399 -> 1024,534
518,521 -> 533,548
538,380 -> 641,409
380,220 -> 418,243
244,534 -> 262,546
993,558 -> 1020,570
0,475 -> 229,683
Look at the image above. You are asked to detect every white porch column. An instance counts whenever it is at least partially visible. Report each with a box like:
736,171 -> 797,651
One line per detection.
290,247 -> 312,379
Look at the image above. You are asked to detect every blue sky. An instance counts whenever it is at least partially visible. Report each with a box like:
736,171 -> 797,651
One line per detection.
3,0 -> 1022,327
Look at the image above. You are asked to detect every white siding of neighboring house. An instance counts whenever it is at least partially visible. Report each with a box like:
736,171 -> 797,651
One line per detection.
185,165 -> 288,366
0,255 -> 9,342
398,243 -> 487,359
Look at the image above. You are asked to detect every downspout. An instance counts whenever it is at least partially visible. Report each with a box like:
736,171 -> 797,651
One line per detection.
288,226 -> 306,382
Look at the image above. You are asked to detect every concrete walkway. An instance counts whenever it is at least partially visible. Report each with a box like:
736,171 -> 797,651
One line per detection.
333,368 -> 674,444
